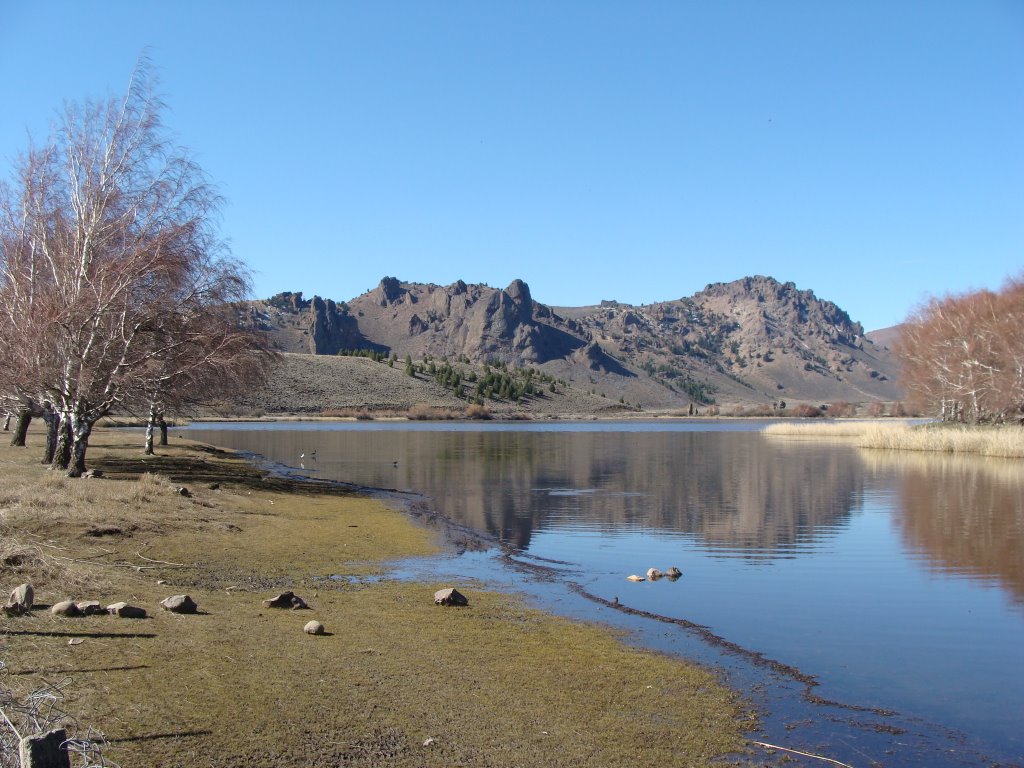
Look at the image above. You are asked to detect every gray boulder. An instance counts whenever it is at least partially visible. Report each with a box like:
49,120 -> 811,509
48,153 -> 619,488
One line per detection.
50,600 -> 82,617
107,602 -> 147,619
8,581 -> 33,614
262,591 -> 295,608
160,595 -> 198,614
303,620 -> 325,635
434,588 -> 469,607
262,591 -> 308,609
76,600 -> 105,616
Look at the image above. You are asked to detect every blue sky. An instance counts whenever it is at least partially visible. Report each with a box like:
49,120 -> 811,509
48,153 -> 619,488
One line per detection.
1,1 -> 1021,331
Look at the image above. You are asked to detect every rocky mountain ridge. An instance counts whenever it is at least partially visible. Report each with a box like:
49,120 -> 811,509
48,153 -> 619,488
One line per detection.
247,275 -> 902,408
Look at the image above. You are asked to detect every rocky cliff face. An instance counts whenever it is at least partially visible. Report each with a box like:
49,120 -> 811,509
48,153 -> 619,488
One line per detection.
254,292 -> 370,355
347,277 -> 585,364
251,275 -> 902,407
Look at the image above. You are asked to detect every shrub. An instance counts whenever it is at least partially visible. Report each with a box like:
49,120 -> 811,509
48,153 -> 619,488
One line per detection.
829,401 -> 857,418
465,403 -> 491,420
792,403 -> 824,418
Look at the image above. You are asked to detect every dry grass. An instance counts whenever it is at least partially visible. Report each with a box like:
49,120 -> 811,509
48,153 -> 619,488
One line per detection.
763,421 -> 1024,458
761,420 -> 891,439
1,427 -> 750,767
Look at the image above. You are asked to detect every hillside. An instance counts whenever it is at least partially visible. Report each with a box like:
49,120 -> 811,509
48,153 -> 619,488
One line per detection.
242,275 -> 902,414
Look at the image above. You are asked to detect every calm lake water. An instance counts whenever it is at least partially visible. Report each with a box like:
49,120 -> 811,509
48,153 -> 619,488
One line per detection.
181,421 -> 1024,767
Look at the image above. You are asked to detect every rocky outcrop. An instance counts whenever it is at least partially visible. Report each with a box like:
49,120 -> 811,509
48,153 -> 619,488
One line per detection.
309,296 -> 362,355
374,276 -> 406,306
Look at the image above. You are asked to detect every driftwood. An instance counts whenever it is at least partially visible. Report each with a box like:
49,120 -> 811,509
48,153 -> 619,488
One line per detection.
752,741 -> 855,768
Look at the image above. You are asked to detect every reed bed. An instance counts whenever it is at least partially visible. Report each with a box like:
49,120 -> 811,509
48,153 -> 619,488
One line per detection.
763,421 -> 1024,459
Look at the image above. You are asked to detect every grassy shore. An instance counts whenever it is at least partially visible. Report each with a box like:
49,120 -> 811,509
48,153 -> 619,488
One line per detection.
1,429 -> 750,767
762,420 -> 1024,459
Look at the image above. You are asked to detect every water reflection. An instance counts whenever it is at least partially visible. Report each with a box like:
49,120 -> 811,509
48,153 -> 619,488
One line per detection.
187,427 -> 866,556
182,423 -> 1024,764
862,451 -> 1024,606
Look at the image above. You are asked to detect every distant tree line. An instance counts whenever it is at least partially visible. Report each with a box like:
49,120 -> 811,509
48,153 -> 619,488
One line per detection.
896,276 -> 1023,423
0,63 -> 275,474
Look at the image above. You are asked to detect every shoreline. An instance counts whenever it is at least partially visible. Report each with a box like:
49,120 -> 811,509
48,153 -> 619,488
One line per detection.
1,428 -> 753,767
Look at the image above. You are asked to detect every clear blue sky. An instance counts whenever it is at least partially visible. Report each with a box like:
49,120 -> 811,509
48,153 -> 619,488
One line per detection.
2,1 -> 1021,331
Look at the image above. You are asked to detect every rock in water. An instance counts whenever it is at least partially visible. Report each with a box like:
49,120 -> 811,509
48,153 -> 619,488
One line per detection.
303,620 -> 325,635
646,568 -> 664,580
665,566 -> 682,579
160,595 -> 198,614
107,602 -> 147,619
434,588 -> 469,606
626,574 -> 645,582
50,600 -> 82,617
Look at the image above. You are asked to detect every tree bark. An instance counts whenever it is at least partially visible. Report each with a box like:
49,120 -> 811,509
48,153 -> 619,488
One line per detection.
19,727 -> 71,768
3,412 -> 10,430
68,409 -> 92,477
51,411 -> 72,471
10,408 -> 31,447
144,403 -> 157,455
41,406 -> 58,465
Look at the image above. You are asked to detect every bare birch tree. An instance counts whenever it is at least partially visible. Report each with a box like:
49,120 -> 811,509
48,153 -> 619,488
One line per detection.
896,276 -> 1024,423
0,61 -> 275,474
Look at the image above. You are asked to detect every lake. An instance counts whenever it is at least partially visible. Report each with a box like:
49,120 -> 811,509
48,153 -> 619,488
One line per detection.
180,420 -> 1024,767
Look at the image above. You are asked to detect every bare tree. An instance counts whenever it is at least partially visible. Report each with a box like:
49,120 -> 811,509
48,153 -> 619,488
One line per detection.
0,61 -> 275,474
896,276 -> 1024,423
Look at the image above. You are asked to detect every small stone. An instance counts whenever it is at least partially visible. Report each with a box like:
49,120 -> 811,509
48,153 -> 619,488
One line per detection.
160,595 -> 198,614
423,737 -> 436,747
51,600 -> 82,617
303,620 -> 325,635
665,566 -> 682,579
81,469 -> 104,478
646,567 -> 664,580
626,574 -> 645,582
433,588 -> 469,606
76,600 -> 105,616
107,602 -> 147,619
262,591 -> 296,608
177,486 -> 191,497
8,583 -> 34,612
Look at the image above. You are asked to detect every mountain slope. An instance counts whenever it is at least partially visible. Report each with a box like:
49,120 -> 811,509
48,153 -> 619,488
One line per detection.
247,275 -> 902,409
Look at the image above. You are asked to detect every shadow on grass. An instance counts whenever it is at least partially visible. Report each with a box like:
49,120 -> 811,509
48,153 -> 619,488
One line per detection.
11,664 -> 150,675
106,730 -> 213,744
1,629 -> 157,639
